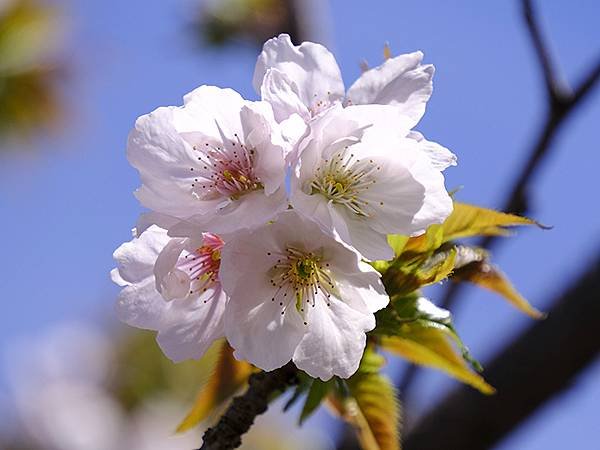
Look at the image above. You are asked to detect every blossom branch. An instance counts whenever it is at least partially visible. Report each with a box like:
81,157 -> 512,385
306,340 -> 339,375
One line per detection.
198,363 -> 298,450
396,0 -> 600,402
403,251 -> 600,450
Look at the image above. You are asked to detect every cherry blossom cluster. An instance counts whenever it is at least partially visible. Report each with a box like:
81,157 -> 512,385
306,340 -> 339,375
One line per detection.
112,35 -> 456,381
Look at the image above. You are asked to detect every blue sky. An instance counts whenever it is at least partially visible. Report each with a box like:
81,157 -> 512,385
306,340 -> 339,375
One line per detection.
1,1 -> 599,448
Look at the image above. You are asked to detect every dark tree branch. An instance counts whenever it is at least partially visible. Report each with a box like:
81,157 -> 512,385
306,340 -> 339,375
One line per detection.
522,0 -> 566,100
397,0 -> 600,402
404,251 -> 600,450
198,363 -> 298,450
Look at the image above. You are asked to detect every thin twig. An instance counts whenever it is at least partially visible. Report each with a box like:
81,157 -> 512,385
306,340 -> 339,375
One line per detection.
396,0 -> 600,403
198,363 -> 298,450
404,250 -> 600,450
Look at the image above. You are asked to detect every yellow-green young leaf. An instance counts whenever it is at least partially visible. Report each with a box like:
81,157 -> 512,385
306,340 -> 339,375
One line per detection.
441,202 -> 538,242
402,224 -> 444,255
387,234 -> 409,256
455,261 -> 545,319
176,341 -> 253,432
329,374 -> 401,450
381,328 -> 494,395
383,247 -> 456,297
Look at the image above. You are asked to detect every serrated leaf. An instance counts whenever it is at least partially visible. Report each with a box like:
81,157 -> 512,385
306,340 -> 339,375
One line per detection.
299,379 -> 332,424
328,351 -> 401,450
381,329 -> 494,395
374,297 -> 492,393
348,376 -> 400,450
454,261 -> 545,319
441,202 -> 539,242
176,341 -> 253,432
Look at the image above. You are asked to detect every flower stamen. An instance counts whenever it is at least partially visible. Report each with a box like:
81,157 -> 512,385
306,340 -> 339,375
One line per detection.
310,148 -> 379,217
267,246 -> 335,325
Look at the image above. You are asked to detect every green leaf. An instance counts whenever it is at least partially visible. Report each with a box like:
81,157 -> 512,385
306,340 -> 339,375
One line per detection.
299,378 -> 332,424
402,224 -> 444,255
329,350 -> 401,450
375,297 -> 493,394
176,341 -> 253,432
380,329 -> 493,395
441,202 -> 541,243
387,234 -> 409,256
454,260 -> 545,319
383,246 -> 457,297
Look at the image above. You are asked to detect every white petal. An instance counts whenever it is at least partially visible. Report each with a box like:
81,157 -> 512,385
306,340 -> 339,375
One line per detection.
293,295 -> 374,380
405,153 -> 454,234
169,188 -> 288,236
135,211 -> 180,236
351,134 -> 452,236
240,103 -> 286,195
157,288 -> 227,362
280,114 -> 308,153
260,68 -> 310,122
182,85 -> 246,137
224,275 -> 305,371
127,106 -> 207,218
112,226 -> 171,329
346,51 -> 434,127
115,275 -> 168,330
112,225 -> 170,285
331,206 -> 395,261
408,131 -> 457,171
153,238 -> 189,301
253,34 -> 345,120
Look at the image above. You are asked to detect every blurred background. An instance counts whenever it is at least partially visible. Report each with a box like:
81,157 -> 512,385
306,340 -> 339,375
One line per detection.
1,0 -> 599,449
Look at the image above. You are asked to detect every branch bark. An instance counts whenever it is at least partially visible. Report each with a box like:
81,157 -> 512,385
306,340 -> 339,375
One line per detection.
403,251 -> 600,450
198,363 -> 298,450
397,0 -> 600,401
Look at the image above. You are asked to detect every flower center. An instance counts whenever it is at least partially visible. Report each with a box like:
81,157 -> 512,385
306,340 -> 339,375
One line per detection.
310,149 -> 380,217
189,133 -> 263,201
267,246 -> 335,325
178,234 -> 223,301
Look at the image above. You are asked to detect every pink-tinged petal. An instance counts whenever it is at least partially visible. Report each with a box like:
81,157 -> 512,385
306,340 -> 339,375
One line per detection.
293,295 -> 374,380
112,225 -> 228,362
253,34 -> 345,120
128,86 -> 287,228
346,51 -> 434,128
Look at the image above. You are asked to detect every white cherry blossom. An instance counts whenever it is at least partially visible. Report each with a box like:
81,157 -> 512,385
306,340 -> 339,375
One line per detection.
253,33 -> 434,129
111,225 -> 226,362
289,104 -> 453,261
127,85 -> 288,235
219,210 -> 389,380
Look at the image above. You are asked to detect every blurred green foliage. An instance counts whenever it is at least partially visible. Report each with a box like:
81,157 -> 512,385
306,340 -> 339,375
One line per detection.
195,0 -> 301,46
0,0 -> 63,142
